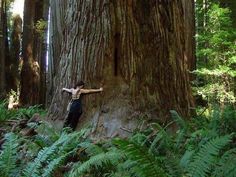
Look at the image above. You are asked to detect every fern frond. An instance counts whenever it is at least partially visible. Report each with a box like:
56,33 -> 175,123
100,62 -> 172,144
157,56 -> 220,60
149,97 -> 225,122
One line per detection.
69,151 -> 123,177
180,149 -> 194,169
42,154 -> 67,177
79,141 -> 104,156
149,123 -> 172,154
114,138 -> 167,177
187,134 -> 232,177
212,148 -> 236,177
163,154 -> 182,177
170,110 -> 188,130
0,133 -> 19,177
23,133 -> 68,177
41,132 -> 84,177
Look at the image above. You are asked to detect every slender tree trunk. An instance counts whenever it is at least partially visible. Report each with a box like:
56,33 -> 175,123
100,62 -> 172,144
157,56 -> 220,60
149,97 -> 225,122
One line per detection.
48,0 -> 195,137
20,0 -> 40,105
33,0 -> 49,106
39,0 -> 49,106
20,0 -> 49,106
9,15 -> 22,92
0,0 -> 6,98
182,0 -> 196,78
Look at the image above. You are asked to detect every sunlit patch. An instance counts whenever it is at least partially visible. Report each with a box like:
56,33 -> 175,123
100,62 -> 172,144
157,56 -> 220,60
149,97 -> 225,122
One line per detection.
11,0 -> 24,18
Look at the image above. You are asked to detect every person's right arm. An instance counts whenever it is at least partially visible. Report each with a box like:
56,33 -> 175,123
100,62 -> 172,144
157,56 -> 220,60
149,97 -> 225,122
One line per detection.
62,88 -> 72,93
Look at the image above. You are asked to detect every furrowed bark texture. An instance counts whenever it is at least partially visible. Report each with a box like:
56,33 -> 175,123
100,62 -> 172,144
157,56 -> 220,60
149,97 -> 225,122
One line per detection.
48,0 -> 195,137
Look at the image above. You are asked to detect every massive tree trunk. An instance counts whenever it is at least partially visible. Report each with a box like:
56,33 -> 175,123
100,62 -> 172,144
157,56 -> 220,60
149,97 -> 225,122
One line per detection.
0,0 -> 7,98
20,0 -> 39,105
48,0 -> 195,137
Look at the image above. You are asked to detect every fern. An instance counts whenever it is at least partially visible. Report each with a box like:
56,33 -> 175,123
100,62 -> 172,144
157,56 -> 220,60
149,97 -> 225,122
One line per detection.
170,110 -> 190,149
149,123 -> 172,154
163,154 -> 182,177
23,133 -> 69,177
24,128 -> 89,177
170,110 -> 188,130
212,148 -> 236,177
114,138 -> 167,177
69,150 -> 123,177
180,149 -> 194,169
79,141 -> 104,156
42,154 -> 67,177
0,133 -> 19,177
187,134 -> 232,177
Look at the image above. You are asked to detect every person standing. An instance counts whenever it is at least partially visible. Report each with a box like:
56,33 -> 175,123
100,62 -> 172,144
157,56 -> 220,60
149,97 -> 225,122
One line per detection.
62,81 -> 103,130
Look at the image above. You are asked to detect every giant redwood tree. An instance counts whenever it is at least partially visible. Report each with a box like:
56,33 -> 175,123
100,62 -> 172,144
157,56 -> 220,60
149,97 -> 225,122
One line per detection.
48,0 -> 195,137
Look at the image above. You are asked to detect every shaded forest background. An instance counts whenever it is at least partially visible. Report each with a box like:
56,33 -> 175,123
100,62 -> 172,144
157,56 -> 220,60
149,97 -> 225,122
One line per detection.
0,0 -> 235,177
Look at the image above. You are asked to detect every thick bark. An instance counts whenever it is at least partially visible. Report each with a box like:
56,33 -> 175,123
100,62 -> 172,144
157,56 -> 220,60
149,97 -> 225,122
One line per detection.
0,0 -> 6,98
20,0 -> 39,105
48,0 -> 195,137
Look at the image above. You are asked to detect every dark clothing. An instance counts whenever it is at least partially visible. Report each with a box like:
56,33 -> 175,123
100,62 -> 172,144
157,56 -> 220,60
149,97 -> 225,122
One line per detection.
64,96 -> 83,130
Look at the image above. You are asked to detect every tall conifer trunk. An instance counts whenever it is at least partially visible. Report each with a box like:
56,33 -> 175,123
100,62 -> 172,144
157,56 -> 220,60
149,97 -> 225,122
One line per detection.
0,0 -> 7,98
20,0 -> 39,105
48,0 -> 195,137
20,0 -> 49,106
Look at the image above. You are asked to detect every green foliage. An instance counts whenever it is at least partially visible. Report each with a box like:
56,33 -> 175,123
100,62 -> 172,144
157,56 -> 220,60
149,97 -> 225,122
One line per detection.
35,19 -> 48,38
114,138 -> 167,177
0,100 -> 46,122
69,150 -> 123,177
187,135 -> 232,177
0,133 -> 20,177
0,106 -> 235,177
23,125 -> 89,177
212,148 -> 236,177
194,1 -> 236,105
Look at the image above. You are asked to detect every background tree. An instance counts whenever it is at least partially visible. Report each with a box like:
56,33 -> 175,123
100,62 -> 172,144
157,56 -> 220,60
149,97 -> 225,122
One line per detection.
20,0 -> 39,105
194,0 -> 236,105
48,0 -> 195,136
20,0 -> 49,106
0,0 -> 7,99
9,14 -> 22,93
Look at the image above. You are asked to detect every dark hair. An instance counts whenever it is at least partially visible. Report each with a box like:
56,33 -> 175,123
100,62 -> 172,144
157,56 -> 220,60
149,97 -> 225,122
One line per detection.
74,81 -> 85,89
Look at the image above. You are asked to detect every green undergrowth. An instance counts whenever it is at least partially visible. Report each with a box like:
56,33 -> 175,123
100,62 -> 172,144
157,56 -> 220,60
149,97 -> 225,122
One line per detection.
0,100 -> 46,122
0,105 -> 235,177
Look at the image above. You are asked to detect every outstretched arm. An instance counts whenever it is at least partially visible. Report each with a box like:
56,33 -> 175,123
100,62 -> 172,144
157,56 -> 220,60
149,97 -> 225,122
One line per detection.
62,88 -> 72,93
80,87 -> 103,94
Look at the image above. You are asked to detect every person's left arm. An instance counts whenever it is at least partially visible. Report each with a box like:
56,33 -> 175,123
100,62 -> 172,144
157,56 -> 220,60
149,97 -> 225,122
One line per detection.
80,87 -> 103,94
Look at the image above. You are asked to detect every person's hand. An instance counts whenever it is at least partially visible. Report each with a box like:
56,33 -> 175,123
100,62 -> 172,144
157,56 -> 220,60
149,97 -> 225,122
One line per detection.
99,87 -> 103,92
